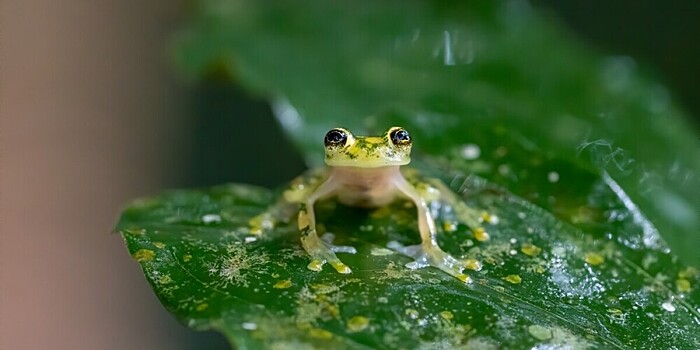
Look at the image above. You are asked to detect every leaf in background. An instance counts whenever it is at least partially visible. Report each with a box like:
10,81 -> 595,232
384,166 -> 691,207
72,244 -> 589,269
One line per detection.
175,0 -> 699,266
118,0 -> 700,349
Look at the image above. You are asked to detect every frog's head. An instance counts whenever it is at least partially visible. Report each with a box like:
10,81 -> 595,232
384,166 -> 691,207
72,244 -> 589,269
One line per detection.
323,126 -> 412,168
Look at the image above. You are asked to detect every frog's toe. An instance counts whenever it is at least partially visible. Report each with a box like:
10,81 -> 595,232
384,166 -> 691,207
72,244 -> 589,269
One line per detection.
404,256 -> 430,270
306,257 -> 353,274
329,260 -> 352,274
387,241 -> 423,259
321,233 -> 357,254
307,259 -> 325,272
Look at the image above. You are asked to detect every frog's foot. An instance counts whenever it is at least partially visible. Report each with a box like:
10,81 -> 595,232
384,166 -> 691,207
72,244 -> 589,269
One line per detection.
387,241 -> 481,283
321,233 -> 358,254
248,212 -> 276,235
304,233 -> 357,274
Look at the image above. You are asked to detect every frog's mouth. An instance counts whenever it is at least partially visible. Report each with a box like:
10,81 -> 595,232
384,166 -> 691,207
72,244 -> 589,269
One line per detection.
324,154 -> 411,168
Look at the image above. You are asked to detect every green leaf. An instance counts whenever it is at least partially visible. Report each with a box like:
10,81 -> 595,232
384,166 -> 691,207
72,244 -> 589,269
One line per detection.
118,0 -> 700,348
119,181 -> 699,349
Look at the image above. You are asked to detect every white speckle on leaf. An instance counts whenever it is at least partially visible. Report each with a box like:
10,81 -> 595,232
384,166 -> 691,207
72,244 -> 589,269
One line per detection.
460,143 -> 481,160
202,214 -> 221,224
547,171 -> 560,183
661,302 -> 676,313
242,322 -> 257,330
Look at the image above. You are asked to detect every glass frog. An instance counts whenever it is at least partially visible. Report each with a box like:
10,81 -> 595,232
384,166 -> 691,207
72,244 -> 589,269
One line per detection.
250,127 -> 489,283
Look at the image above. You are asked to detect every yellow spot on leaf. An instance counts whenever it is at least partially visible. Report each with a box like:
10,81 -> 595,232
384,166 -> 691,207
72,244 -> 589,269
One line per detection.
308,328 -> 333,339
473,227 -> 490,242
132,249 -> 155,263
585,252 -> 605,266
521,243 -> 542,257
346,316 -> 369,332
505,275 -> 522,284
182,254 -> 192,262
196,303 -> 208,311
153,242 -> 165,249
440,311 -> 454,320
274,279 -> 293,289
480,211 -> 497,224
158,275 -> 172,284
676,279 -> 691,293
443,221 -> 457,233
678,266 -> 698,279
405,308 -> 419,319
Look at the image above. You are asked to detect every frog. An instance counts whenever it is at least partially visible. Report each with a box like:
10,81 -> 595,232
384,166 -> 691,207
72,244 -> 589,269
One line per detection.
250,126 -> 489,283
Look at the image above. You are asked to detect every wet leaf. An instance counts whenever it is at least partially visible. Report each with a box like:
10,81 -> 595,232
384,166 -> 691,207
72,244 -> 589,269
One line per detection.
119,0 -> 700,349
119,179 -> 699,348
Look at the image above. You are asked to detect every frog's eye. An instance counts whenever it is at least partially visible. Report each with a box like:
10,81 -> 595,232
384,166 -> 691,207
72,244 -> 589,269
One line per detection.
324,128 -> 348,147
390,128 -> 411,146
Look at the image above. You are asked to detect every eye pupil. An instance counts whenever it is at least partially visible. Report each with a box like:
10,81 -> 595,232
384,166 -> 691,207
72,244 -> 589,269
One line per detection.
390,128 -> 411,145
324,129 -> 347,146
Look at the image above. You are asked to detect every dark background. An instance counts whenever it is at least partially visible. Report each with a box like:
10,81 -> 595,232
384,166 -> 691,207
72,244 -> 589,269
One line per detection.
1,1 -> 697,349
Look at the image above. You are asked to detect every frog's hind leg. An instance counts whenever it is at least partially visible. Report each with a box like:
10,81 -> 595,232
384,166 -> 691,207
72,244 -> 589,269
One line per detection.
390,177 -> 481,283
299,178 -> 356,274
249,199 -> 297,235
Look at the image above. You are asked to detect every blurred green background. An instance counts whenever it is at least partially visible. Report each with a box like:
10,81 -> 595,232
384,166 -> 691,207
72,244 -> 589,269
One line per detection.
1,1 -> 697,349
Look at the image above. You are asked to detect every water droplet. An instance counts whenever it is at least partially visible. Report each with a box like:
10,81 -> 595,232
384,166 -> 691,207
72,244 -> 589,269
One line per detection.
661,302 -> 676,313
272,98 -> 302,132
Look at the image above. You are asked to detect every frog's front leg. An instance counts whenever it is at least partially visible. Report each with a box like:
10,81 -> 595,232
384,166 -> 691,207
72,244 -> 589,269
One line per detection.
390,177 -> 481,283
426,178 -> 493,242
299,176 -> 357,274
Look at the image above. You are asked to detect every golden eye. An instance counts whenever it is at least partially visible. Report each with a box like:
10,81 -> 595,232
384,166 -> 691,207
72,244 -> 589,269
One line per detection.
324,128 -> 348,147
390,128 -> 411,146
